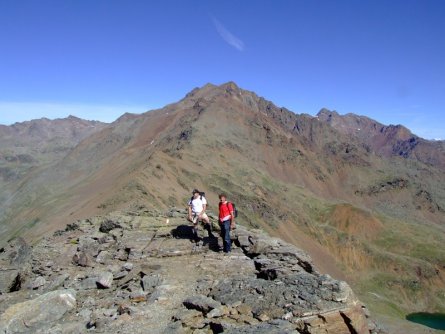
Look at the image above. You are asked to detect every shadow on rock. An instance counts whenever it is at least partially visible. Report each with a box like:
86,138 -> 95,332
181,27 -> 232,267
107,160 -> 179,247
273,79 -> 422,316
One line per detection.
171,225 -> 195,239
201,235 -> 220,253
171,225 -> 221,253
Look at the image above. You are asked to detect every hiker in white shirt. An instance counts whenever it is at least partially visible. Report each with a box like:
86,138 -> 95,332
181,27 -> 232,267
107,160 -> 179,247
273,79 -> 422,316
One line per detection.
188,189 -> 212,241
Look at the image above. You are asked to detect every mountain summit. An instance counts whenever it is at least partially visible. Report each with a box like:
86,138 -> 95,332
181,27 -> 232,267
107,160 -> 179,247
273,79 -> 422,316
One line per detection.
1,82 -> 444,333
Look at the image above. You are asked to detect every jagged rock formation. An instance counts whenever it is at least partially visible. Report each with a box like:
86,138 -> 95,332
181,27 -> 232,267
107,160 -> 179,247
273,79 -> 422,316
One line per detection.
0,208 -> 383,333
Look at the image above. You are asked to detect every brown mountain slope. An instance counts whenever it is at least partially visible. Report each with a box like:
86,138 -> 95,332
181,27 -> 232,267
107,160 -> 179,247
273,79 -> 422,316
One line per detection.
0,116 -> 108,225
1,82 -> 445,332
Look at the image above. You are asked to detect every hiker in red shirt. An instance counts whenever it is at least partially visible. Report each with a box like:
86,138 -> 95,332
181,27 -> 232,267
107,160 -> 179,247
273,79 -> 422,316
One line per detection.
218,193 -> 235,253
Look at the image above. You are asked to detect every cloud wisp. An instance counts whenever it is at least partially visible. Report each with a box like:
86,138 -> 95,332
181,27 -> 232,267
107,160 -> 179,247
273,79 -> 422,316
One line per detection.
212,17 -> 245,51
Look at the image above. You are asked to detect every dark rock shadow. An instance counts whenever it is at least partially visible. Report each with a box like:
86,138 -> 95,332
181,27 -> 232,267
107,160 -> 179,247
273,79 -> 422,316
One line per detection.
201,235 -> 220,252
171,224 -> 221,252
171,225 -> 195,239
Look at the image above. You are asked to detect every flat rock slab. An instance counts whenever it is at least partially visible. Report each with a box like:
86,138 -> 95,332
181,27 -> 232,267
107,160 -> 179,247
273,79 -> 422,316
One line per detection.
145,238 -> 194,257
144,238 -> 165,256
198,253 -> 257,277
120,231 -> 154,249
154,226 -> 176,238
157,239 -> 195,257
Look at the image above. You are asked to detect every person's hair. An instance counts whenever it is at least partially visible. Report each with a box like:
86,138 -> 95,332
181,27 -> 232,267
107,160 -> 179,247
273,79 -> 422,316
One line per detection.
219,193 -> 227,199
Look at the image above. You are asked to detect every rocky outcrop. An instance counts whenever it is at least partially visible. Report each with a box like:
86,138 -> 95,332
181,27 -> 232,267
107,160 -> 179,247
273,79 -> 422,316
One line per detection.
0,208 -> 384,333
415,189 -> 444,213
0,238 -> 30,294
355,178 -> 409,196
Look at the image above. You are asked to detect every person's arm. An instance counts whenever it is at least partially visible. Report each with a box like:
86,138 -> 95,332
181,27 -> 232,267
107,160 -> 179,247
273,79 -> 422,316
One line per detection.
230,214 -> 236,229
199,198 -> 207,217
188,204 -> 192,221
229,203 -> 235,228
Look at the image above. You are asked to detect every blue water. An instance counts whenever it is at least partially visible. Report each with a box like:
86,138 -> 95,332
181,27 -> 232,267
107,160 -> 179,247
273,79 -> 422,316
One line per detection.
406,312 -> 445,330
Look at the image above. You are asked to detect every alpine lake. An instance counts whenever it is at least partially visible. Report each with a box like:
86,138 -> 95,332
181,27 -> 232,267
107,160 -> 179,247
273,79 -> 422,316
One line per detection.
406,312 -> 445,330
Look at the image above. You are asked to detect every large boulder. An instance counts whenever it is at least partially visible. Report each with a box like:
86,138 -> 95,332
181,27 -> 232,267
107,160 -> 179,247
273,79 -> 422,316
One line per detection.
6,238 -> 31,266
183,295 -> 222,314
0,289 -> 76,333
141,274 -> 162,293
96,272 -> 113,289
0,270 -> 21,293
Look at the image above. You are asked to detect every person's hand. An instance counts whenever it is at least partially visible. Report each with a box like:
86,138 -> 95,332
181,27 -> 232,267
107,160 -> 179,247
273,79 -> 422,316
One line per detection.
188,215 -> 193,222
230,221 -> 236,230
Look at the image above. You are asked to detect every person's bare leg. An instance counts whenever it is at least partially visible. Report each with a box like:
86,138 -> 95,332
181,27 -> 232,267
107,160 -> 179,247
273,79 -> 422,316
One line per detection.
192,216 -> 200,241
201,214 -> 214,238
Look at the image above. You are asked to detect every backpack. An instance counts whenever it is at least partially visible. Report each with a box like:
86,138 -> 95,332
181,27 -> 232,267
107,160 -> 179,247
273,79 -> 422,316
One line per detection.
220,201 -> 238,218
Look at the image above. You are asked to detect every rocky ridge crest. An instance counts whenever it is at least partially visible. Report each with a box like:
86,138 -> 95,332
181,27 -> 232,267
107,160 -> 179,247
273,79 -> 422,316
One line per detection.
0,208 -> 384,333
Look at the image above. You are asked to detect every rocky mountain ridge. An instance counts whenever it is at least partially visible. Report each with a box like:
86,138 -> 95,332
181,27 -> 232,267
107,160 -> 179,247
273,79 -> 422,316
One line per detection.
316,108 -> 445,170
1,82 -> 444,333
0,208 -> 383,334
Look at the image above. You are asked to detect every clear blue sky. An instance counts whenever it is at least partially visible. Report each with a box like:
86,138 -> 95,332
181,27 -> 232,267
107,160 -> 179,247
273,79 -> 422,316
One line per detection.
0,1 -> 444,139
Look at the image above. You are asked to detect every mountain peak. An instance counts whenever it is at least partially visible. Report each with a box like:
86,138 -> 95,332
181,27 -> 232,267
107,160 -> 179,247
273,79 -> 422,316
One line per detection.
116,112 -> 139,122
316,108 -> 339,119
180,81 -> 251,110
219,81 -> 240,92
184,81 -> 242,99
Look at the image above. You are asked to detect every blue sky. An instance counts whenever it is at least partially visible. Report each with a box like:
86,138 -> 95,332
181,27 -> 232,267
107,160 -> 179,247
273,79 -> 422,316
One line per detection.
0,1 -> 444,139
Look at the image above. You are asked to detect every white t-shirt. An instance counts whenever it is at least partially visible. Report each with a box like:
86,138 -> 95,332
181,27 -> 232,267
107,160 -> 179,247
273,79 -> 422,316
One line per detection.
188,196 -> 207,214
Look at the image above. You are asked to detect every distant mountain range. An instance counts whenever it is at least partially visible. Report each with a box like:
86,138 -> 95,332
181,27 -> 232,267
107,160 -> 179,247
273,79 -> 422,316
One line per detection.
0,115 -> 107,182
317,109 -> 445,169
1,82 -> 444,332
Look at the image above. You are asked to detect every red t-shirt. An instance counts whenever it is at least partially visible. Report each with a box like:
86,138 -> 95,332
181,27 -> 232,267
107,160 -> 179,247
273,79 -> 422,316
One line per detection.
219,202 -> 234,222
